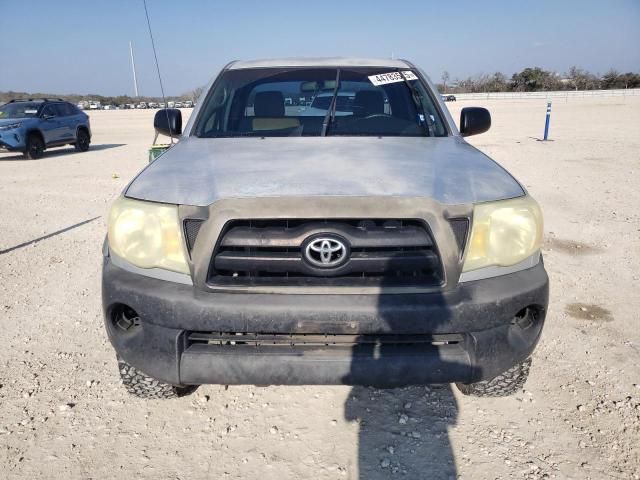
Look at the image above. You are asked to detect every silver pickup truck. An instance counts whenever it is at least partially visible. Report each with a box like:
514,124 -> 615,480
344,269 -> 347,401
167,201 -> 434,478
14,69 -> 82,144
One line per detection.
102,57 -> 548,399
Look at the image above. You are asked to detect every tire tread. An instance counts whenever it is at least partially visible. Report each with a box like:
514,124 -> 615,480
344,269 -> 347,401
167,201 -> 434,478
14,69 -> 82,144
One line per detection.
456,358 -> 531,397
117,358 -> 193,399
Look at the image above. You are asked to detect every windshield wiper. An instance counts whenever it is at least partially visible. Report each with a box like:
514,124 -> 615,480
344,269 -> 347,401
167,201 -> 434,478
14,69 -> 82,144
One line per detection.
398,69 -> 434,137
321,69 -> 341,136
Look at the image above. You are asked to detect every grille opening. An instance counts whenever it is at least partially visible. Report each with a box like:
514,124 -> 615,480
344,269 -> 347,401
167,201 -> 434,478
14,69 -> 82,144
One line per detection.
449,218 -> 469,257
188,332 -> 462,348
208,218 -> 443,287
184,219 -> 204,253
216,218 -> 421,230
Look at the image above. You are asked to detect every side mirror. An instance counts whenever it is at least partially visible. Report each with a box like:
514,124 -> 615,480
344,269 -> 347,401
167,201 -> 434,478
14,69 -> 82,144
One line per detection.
154,108 -> 182,138
460,107 -> 491,137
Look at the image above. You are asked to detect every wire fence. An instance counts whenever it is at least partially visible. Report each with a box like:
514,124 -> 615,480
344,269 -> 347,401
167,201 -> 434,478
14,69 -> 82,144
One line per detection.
451,89 -> 640,101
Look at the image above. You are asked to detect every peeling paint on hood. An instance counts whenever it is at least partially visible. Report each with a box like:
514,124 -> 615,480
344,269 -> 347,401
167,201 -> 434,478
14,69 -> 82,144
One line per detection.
125,136 -> 524,207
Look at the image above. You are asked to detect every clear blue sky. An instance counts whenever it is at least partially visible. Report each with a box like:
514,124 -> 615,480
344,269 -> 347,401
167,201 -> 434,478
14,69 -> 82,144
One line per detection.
1,0 -> 638,96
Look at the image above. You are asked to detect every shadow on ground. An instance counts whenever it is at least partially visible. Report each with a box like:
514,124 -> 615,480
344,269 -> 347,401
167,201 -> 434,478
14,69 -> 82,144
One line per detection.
0,217 -> 100,255
343,260 -> 462,478
0,143 -> 125,161
346,385 -> 458,478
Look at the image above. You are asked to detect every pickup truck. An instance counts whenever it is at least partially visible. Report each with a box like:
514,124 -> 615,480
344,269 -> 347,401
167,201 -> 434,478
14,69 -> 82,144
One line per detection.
103,57 -> 548,399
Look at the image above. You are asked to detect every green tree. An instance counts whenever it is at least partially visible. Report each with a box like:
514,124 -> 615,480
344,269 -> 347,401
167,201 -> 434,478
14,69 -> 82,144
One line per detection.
511,67 -> 543,91
511,67 -> 562,92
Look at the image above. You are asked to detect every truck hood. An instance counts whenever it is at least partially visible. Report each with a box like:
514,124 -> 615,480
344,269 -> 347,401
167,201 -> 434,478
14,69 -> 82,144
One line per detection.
125,136 -> 524,206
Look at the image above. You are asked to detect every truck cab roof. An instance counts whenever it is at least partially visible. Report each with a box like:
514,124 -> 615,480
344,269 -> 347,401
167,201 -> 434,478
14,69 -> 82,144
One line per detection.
228,57 -> 414,70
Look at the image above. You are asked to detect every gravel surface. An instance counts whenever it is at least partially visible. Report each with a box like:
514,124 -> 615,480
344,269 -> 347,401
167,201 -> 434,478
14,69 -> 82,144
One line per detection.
1,98 -> 639,479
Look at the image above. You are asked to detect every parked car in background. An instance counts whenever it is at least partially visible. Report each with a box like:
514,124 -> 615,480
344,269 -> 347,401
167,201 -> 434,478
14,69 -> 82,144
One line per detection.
89,101 -> 101,110
138,102 -> 148,109
442,94 -> 456,102
159,102 -> 166,108
167,101 -> 175,108
148,102 -> 159,109
0,98 -> 91,159
174,102 -> 184,108
299,91 -> 357,116
183,100 -> 194,108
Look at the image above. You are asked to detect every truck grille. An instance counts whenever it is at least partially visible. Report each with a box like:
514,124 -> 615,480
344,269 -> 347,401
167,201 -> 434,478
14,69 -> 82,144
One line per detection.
208,219 -> 443,287
188,332 -> 462,347
184,219 -> 204,254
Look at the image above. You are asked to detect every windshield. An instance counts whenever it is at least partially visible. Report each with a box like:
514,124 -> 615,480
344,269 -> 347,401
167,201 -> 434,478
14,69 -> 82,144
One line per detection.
0,102 -> 41,119
193,67 -> 447,138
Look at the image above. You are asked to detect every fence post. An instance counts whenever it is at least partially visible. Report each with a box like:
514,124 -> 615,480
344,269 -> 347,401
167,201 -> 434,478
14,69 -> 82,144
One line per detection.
543,102 -> 552,141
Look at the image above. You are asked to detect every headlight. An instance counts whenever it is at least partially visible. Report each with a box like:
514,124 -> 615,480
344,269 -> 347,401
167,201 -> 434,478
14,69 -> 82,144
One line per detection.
0,122 -> 22,131
107,196 -> 189,274
462,196 -> 543,272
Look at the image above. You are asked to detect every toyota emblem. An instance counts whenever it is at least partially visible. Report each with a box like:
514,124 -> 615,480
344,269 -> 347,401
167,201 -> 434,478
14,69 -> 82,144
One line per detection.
304,236 -> 349,268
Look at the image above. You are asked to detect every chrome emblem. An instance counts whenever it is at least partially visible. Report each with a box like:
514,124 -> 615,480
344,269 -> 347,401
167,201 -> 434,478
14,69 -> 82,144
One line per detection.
304,237 -> 348,268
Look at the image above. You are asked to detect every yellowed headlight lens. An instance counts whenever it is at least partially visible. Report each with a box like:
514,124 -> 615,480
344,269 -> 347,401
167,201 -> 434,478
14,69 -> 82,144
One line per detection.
108,196 -> 189,274
462,196 -> 543,272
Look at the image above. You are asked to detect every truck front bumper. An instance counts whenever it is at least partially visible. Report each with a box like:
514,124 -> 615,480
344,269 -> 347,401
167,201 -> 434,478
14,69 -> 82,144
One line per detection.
102,257 -> 549,387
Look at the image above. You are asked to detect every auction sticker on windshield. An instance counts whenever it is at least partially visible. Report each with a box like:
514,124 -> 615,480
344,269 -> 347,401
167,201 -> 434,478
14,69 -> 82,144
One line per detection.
368,71 -> 418,86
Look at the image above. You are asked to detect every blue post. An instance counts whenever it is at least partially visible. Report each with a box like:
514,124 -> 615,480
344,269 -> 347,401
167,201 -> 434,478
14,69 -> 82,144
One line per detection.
543,101 -> 552,140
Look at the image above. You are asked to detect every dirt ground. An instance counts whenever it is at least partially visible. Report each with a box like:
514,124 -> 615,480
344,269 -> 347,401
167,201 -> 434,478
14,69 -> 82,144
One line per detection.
1,97 -> 639,479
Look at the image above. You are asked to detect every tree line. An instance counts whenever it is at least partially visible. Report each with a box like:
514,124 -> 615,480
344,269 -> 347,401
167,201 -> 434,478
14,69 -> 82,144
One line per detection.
438,67 -> 640,94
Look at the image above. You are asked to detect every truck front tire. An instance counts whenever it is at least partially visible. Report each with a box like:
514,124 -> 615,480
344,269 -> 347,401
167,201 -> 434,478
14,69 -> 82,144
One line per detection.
456,358 -> 531,397
117,357 -> 196,399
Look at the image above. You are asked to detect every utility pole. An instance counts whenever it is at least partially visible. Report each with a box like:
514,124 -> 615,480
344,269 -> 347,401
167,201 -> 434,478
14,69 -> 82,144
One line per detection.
129,41 -> 139,97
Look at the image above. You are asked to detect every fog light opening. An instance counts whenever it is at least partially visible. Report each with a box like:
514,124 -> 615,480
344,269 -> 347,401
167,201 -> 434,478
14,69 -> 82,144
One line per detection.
513,306 -> 538,330
111,304 -> 141,332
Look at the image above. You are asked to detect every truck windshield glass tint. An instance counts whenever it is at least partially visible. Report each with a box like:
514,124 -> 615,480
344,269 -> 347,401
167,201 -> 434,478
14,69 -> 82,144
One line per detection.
193,68 -> 447,138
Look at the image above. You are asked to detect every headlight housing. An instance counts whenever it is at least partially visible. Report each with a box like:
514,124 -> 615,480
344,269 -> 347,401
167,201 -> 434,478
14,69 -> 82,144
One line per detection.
462,196 -> 543,272
0,122 -> 22,131
107,196 -> 189,274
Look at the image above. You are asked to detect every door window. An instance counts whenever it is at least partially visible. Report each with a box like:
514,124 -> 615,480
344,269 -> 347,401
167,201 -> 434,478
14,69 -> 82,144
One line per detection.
41,105 -> 56,118
53,104 -> 70,117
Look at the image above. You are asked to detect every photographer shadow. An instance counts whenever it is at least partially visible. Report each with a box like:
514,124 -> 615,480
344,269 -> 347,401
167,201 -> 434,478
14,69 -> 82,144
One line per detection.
345,385 -> 458,478
343,275 -> 464,479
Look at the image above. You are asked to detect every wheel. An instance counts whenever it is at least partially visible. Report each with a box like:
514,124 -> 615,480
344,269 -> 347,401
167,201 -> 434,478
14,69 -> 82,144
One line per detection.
24,133 -> 44,159
74,129 -> 90,152
117,357 -> 196,399
456,358 -> 531,397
